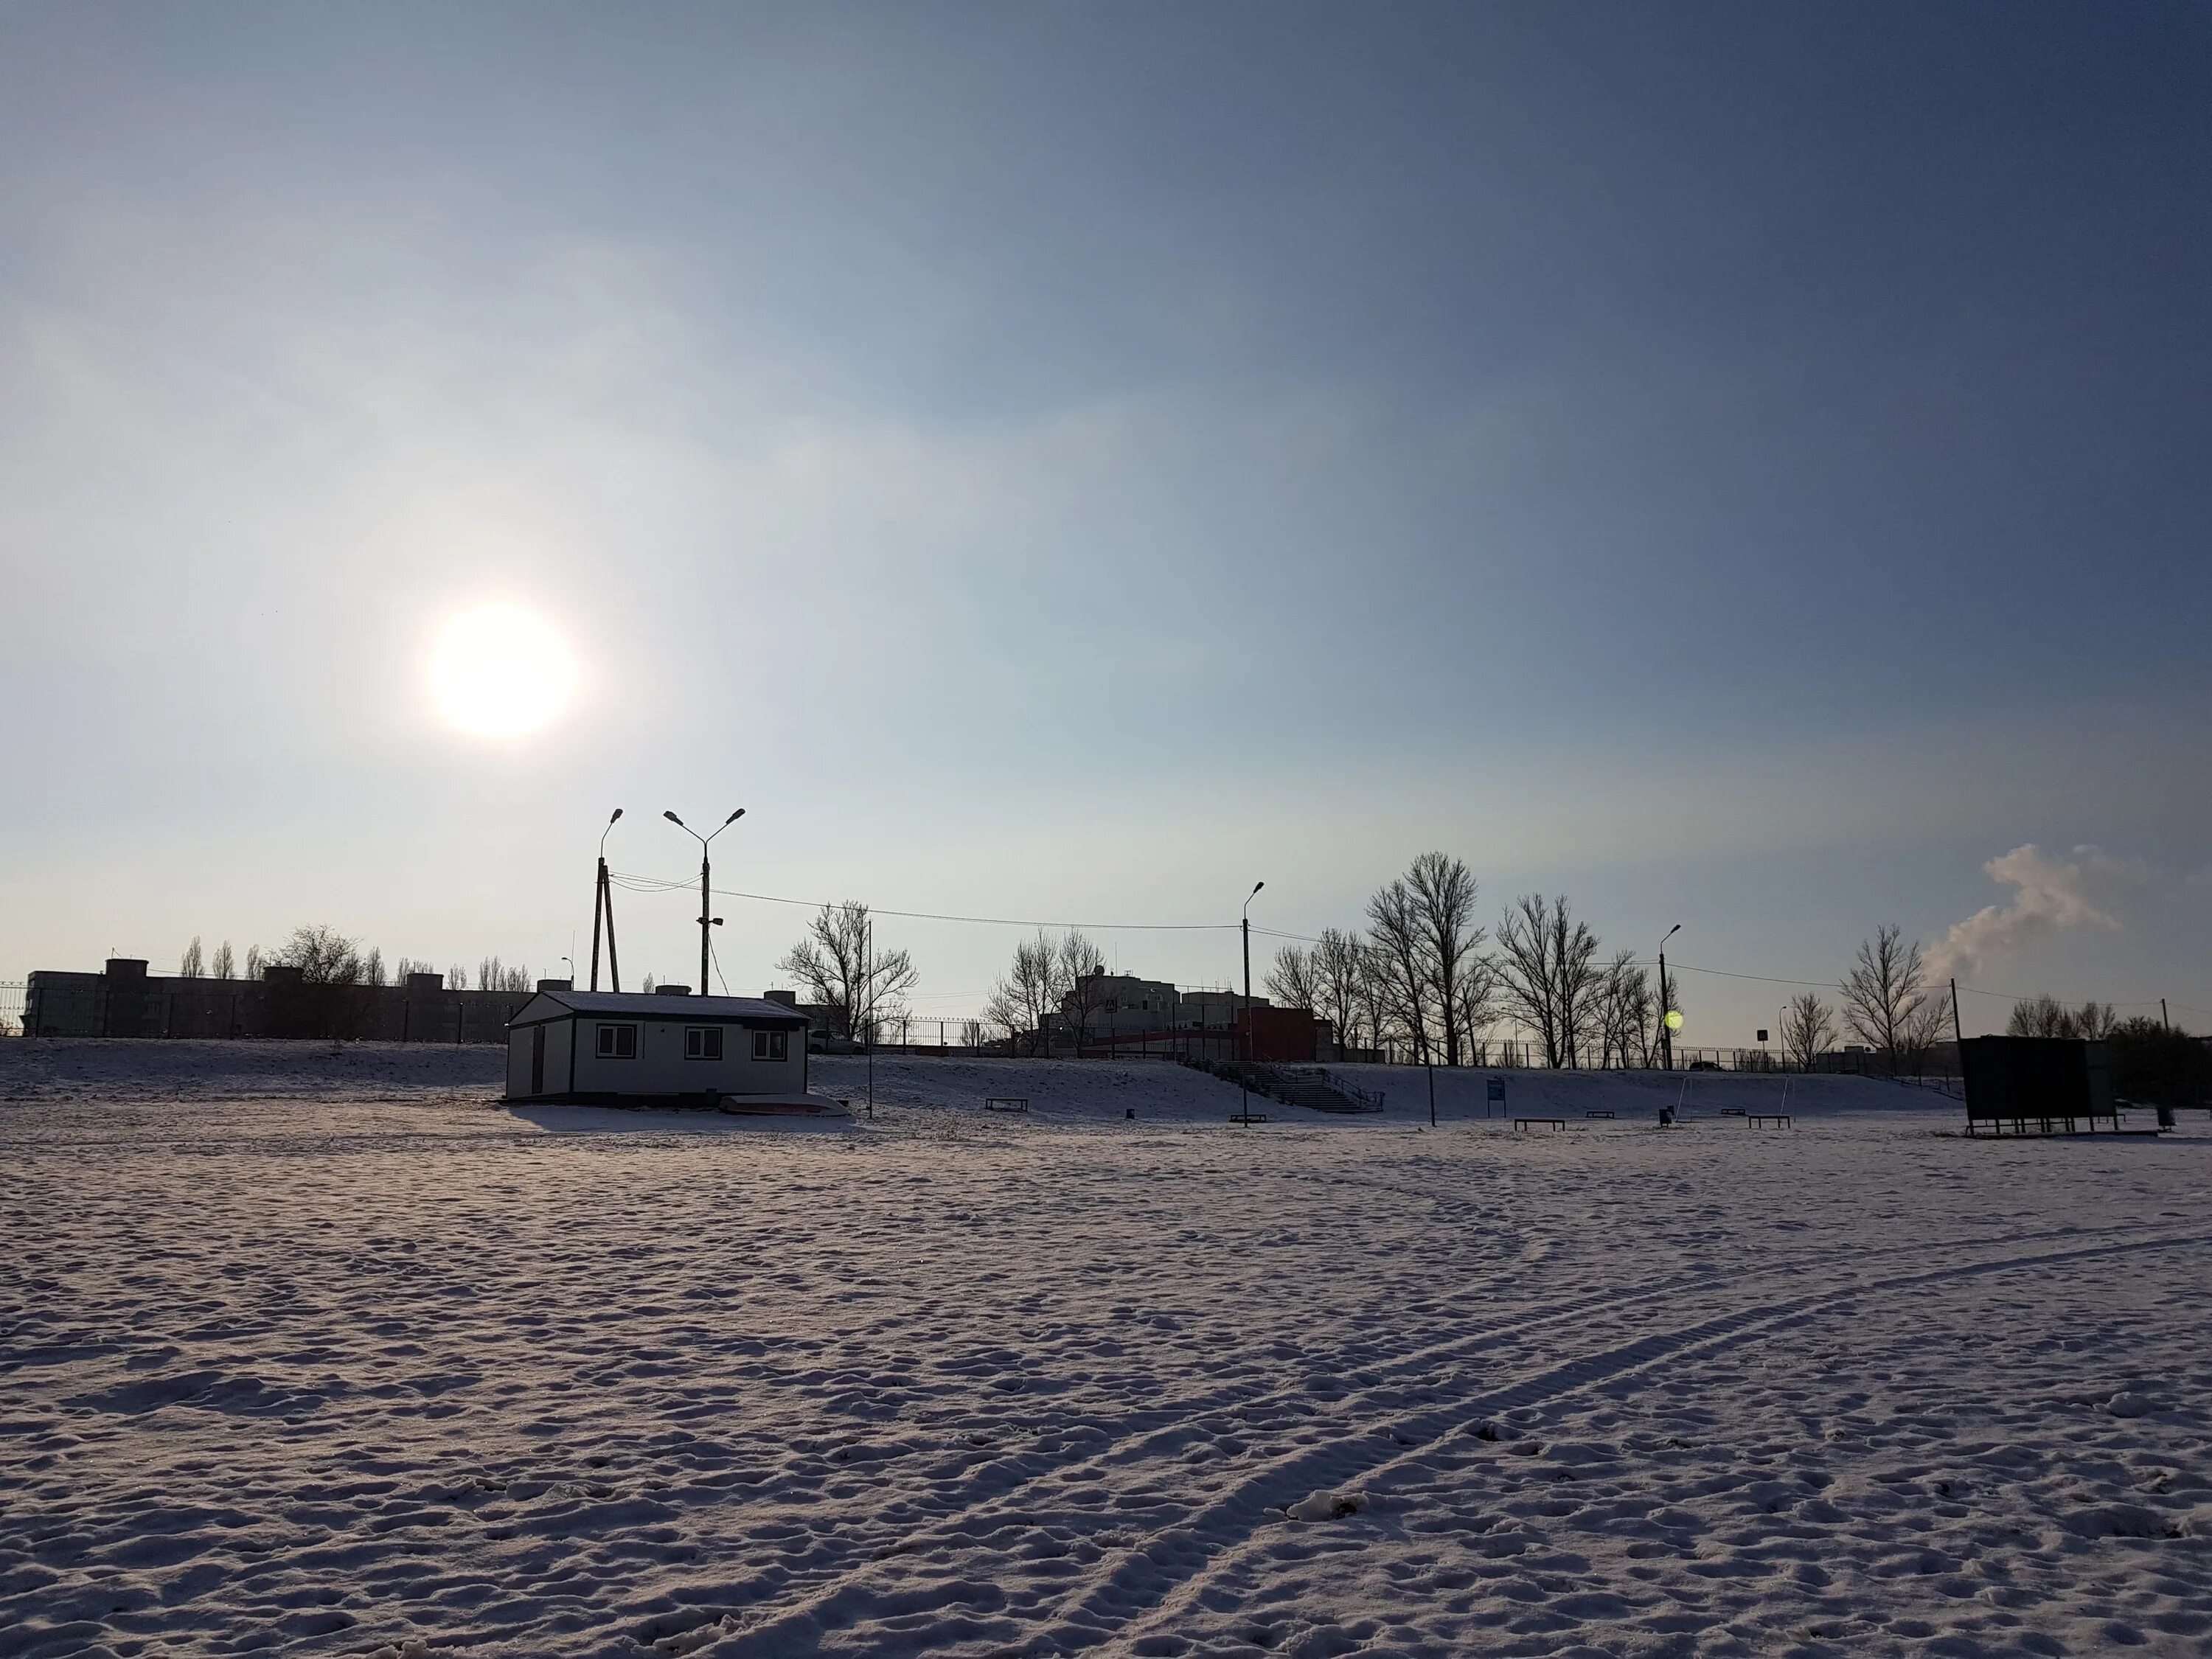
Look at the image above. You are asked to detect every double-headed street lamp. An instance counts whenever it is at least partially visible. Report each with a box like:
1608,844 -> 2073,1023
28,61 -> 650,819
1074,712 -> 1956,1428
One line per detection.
664,808 -> 744,996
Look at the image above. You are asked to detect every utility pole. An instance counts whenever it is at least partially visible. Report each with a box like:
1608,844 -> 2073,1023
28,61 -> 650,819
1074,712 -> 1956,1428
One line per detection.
591,808 -> 622,991
1657,923 -> 1681,1071
2162,998 -> 2171,1032
865,916 -> 874,1114
1237,881 -> 1264,1124
603,867 -> 622,994
664,808 -> 744,996
1950,978 -> 1965,1047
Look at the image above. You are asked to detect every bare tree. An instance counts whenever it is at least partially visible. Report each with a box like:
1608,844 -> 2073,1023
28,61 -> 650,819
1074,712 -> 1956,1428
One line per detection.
1310,928 -> 1366,1054
276,925 -> 364,984
855,927 -> 919,1044
446,962 -> 467,991
1494,895 -> 1602,1068
1054,931 -> 1107,1049
1405,852 -> 1486,1066
270,925 -> 371,1038
210,941 -> 235,980
1266,944 -> 1318,1011
476,956 -> 533,994
179,936 -> 205,978
1354,939 -> 1394,1057
246,945 -> 265,980
361,947 -> 386,987
1840,925 -> 1943,1072
984,931 -> 1061,1056
2006,994 -> 2069,1037
1366,876 -> 1433,1062
1781,991 -> 1837,1072
1592,950 -> 1652,1068
2006,995 -> 2118,1040
2070,1000 -> 2118,1039
1451,951 -> 1503,1064
779,901 -> 916,1040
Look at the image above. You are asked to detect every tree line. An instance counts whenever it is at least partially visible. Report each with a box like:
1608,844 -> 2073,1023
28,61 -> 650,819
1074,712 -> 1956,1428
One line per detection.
175,927 -> 537,993
1263,852 -> 1676,1068
1265,858 -> 2037,1077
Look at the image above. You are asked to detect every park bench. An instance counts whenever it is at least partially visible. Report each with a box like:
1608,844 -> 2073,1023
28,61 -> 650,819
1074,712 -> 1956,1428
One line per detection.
1719,1107 -> 1746,1117
984,1097 -> 1029,1113
1584,1109 -> 1615,1119
1748,1113 -> 1792,1129
1514,1118 -> 1566,1133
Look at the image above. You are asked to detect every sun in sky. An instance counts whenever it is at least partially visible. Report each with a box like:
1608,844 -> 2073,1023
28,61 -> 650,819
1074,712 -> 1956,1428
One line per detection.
428,604 -> 579,737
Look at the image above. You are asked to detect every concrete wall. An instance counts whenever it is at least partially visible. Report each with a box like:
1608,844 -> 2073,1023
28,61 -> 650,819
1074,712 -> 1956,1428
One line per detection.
24,961 -> 539,1043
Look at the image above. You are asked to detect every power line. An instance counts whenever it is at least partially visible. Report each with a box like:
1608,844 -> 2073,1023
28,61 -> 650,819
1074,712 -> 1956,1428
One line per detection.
607,872 -> 2202,1020
608,872 -> 1237,932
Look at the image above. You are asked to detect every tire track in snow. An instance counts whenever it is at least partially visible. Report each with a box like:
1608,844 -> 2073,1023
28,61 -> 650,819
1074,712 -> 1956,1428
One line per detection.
1043,1226 -> 2212,1656
683,1220 -> 2193,1656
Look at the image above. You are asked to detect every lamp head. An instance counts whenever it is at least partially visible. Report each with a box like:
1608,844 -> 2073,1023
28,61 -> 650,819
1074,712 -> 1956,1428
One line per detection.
608,807 -> 623,824
725,808 -> 745,825
663,810 -> 684,827
1252,880 -> 1265,896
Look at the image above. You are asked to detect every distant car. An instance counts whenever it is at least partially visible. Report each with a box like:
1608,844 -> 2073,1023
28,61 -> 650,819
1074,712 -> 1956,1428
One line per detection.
1687,1060 -> 1721,1072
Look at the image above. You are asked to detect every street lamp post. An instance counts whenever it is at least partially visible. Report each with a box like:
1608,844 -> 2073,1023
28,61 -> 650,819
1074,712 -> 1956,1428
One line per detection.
591,809 -> 623,992
1658,923 -> 1682,1071
664,808 -> 745,996
1236,881 -> 1265,1124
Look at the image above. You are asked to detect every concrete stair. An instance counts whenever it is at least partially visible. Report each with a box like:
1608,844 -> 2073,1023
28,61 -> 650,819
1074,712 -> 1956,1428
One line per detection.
1180,1057 -> 1385,1115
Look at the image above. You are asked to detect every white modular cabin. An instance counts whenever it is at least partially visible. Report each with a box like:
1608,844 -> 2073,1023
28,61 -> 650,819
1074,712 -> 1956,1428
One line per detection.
505,989 -> 813,1107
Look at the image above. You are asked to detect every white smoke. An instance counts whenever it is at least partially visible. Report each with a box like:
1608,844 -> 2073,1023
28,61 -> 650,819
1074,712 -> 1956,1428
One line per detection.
1927,844 -> 2148,984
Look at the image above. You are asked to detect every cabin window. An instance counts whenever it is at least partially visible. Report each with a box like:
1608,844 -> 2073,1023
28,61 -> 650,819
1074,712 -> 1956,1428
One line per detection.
685,1026 -> 723,1060
595,1023 -> 638,1059
751,1029 -> 789,1062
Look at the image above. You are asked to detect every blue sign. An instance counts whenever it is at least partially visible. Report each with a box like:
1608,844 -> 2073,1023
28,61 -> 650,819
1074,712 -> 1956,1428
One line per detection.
1486,1075 -> 1506,1103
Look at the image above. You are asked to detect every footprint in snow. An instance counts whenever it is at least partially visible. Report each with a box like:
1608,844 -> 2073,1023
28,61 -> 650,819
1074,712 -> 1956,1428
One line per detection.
1286,1489 -> 1363,1521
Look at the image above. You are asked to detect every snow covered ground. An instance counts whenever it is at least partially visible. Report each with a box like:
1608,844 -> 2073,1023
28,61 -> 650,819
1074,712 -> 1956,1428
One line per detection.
5,1041 -> 2211,1658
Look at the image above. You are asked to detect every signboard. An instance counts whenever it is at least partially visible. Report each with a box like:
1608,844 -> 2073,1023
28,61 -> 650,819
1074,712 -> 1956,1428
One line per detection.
1486,1076 -> 1506,1104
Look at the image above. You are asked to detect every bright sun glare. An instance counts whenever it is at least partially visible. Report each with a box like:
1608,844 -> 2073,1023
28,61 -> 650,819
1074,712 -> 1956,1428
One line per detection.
430,605 -> 579,737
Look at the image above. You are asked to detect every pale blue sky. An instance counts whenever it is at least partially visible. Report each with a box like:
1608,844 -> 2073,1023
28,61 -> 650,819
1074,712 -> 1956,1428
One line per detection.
4,3 -> 2208,1037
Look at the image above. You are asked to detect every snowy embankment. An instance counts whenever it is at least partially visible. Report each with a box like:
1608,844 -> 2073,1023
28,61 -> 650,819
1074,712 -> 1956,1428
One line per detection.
801,1053 -> 1927,1127
0,1037 -> 504,1102
0,1039 -> 1931,1129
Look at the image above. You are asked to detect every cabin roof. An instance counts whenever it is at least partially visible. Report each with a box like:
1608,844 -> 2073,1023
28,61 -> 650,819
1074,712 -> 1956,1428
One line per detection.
516,989 -> 809,1026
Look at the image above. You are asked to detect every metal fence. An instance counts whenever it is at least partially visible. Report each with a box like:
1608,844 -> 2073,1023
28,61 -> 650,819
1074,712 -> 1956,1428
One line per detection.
1354,1040 -> 1958,1077
0,983 -> 22,1036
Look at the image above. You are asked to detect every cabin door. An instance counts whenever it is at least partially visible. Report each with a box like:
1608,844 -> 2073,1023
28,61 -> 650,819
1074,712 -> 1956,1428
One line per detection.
530,1026 -> 546,1096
